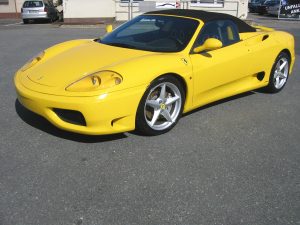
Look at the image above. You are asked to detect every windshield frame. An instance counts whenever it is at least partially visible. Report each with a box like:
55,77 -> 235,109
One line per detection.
99,15 -> 200,53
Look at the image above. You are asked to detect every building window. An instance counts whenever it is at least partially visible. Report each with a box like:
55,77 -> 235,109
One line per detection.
0,0 -> 9,5
120,0 -> 144,2
119,0 -> 144,7
190,0 -> 224,7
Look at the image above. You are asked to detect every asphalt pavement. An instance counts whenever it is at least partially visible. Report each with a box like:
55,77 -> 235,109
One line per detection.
0,15 -> 299,225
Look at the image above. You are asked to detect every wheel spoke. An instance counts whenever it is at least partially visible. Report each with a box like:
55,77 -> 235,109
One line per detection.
275,77 -> 280,87
165,95 -> 180,106
146,100 -> 160,109
279,60 -> 287,71
159,84 -> 166,100
150,109 -> 161,126
276,61 -> 281,71
278,73 -> 287,79
161,110 -> 173,123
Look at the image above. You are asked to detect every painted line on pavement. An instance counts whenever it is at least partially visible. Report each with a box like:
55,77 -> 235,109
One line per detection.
3,22 -> 23,27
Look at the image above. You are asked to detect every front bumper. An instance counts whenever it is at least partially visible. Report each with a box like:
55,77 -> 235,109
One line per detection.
15,74 -> 146,135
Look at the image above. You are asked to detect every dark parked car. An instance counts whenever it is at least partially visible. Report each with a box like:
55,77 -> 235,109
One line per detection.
248,0 -> 265,13
257,0 -> 279,15
266,0 -> 281,15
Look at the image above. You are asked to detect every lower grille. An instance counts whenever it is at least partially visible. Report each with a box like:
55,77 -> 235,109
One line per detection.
53,108 -> 86,126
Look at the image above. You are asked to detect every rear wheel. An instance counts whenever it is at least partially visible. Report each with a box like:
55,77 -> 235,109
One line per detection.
266,52 -> 290,93
135,75 -> 185,136
23,19 -> 28,24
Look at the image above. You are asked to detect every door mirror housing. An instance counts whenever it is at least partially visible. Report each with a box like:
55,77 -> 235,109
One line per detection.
193,38 -> 223,53
106,24 -> 113,33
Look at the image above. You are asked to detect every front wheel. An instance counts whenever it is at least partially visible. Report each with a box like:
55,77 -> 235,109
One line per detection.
135,76 -> 185,136
265,52 -> 290,93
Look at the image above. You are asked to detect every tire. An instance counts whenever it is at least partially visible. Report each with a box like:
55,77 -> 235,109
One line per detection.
265,52 -> 290,93
23,19 -> 28,24
135,75 -> 185,136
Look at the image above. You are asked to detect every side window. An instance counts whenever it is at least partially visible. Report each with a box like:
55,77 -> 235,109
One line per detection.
195,20 -> 240,48
195,21 -> 221,46
218,20 -> 240,46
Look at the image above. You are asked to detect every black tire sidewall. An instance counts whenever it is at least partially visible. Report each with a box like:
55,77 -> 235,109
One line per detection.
135,75 -> 185,136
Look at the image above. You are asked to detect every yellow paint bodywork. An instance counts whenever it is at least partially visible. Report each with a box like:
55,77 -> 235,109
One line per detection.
14,15 -> 296,135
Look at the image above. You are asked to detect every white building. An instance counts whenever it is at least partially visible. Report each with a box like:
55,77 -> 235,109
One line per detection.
63,0 -> 249,23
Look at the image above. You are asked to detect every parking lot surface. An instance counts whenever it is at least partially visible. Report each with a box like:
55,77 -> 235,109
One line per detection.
0,16 -> 299,225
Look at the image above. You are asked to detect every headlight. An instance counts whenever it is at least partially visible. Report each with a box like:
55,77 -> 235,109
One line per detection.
66,71 -> 123,92
21,51 -> 45,72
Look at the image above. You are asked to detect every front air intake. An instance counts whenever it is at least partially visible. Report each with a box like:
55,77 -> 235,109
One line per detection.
53,108 -> 86,126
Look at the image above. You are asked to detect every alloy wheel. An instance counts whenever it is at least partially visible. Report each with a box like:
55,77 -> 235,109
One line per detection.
273,57 -> 289,89
144,82 -> 182,131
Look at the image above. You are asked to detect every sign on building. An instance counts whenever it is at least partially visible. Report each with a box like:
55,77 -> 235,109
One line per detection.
139,1 -> 180,12
155,1 -> 178,8
279,0 -> 300,19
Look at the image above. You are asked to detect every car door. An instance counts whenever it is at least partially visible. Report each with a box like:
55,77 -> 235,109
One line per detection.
189,20 -> 250,107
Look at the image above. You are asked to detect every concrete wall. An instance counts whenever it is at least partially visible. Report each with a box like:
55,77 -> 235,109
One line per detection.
63,0 -> 115,23
0,0 -> 23,17
186,0 -> 248,19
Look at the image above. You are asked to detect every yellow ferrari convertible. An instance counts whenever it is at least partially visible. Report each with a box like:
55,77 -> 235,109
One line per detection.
14,9 -> 295,135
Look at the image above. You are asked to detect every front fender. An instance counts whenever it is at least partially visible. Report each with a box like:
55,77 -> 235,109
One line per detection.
109,53 -> 194,112
111,53 -> 193,88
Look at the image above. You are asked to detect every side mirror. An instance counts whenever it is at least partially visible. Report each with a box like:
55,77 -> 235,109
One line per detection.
106,24 -> 113,33
193,38 -> 223,53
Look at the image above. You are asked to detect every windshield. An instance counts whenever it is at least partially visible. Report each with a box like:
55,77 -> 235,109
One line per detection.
100,15 -> 199,53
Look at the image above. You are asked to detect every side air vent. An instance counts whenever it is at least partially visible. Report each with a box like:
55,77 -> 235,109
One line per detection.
262,35 -> 269,41
257,72 -> 265,81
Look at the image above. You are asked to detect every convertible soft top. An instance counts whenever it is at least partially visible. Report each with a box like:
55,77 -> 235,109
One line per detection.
145,9 -> 256,33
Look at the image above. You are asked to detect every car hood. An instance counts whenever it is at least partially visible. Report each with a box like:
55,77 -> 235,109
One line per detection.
26,41 -> 153,89
18,40 -> 189,97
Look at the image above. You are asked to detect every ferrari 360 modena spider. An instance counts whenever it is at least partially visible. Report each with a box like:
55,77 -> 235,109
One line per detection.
14,9 -> 295,135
